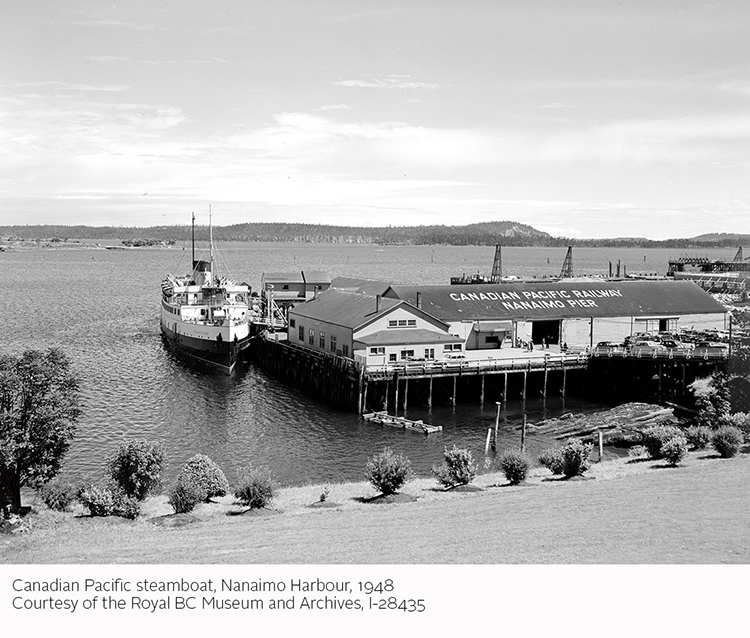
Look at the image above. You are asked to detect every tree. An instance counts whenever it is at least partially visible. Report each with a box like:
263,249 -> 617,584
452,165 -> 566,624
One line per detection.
0,349 -> 80,513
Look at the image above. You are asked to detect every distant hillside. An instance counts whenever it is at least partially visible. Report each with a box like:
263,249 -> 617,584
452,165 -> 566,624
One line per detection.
0,221 -> 747,248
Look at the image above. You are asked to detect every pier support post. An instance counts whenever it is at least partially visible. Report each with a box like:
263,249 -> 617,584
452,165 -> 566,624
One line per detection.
394,376 -> 400,416
480,374 -> 485,408
362,381 -> 368,415
503,372 -> 508,405
383,381 -> 389,412
561,365 -> 567,399
427,376 -> 433,411
452,376 -> 457,408
403,378 -> 409,414
520,415 -> 527,453
543,366 -> 548,399
522,370 -> 527,404
493,402 -> 501,452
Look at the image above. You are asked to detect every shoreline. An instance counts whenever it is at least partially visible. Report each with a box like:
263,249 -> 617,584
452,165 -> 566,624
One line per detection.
4,450 -> 748,564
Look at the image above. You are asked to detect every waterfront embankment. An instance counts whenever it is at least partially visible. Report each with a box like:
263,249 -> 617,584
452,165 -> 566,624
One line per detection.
3,451 -> 748,564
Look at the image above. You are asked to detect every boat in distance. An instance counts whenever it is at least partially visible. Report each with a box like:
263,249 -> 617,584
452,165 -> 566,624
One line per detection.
160,211 -> 253,373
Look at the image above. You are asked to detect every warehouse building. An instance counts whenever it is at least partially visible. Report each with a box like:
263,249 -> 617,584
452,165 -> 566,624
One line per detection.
383,280 -> 728,351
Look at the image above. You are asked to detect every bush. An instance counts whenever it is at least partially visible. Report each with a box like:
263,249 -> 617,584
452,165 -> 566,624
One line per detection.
78,483 -> 117,517
712,426 -> 744,459
78,483 -> 141,518
719,412 -> 750,441
538,447 -> 565,475
498,449 -> 530,485
432,445 -> 477,488
642,425 -> 684,460
364,448 -> 414,496
107,439 -> 165,501
661,436 -> 688,467
168,476 -> 207,514
627,445 -> 647,458
234,466 -> 276,509
561,439 -> 593,478
177,454 -> 229,500
685,426 -> 712,450
39,479 -> 78,511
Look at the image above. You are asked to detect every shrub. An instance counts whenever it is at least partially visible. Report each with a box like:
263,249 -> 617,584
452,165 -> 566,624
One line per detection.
712,426 -> 744,459
177,454 -> 229,500
538,447 -> 565,475
685,426 -> 712,450
661,436 -> 688,467
642,425 -> 684,460
561,439 -> 593,478
78,483 -> 141,518
112,490 -> 141,520
627,445 -> 647,458
498,449 -> 530,485
78,483 -> 117,517
107,439 -> 165,501
39,479 -> 78,512
168,476 -> 206,514
432,445 -> 477,488
364,448 -> 414,496
234,466 -> 276,509
719,412 -> 750,441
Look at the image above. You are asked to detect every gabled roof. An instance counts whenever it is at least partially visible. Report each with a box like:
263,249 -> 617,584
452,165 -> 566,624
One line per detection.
262,272 -> 305,284
289,289 -> 448,331
329,276 -> 392,296
384,280 -> 726,321
302,270 -> 332,285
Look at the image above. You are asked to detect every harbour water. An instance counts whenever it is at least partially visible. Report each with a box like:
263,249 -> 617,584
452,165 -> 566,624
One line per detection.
2,242 -> 732,487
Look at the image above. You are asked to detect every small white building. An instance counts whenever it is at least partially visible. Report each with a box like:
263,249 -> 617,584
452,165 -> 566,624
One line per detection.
287,290 -> 463,366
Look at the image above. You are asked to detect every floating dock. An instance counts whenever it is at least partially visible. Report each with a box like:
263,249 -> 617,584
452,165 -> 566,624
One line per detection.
362,411 -> 442,434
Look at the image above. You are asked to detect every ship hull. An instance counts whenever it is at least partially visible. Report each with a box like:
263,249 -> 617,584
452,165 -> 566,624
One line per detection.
160,322 -> 250,373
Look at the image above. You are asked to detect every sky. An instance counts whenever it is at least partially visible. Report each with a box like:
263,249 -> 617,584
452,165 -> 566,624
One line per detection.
1,0 -> 749,239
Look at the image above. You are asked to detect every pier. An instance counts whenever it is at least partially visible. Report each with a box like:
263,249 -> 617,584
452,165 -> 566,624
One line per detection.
248,333 -> 729,413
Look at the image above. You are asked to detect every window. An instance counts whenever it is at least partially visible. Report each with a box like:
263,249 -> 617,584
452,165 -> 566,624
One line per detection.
388,320 -> 397,328
319,331 -> 325,349
424,348 -> 434,359
289,318 -> 296,328
407,319 -> 416,327
342,344 -> 349,357
389,354 -> 397,362
330,335 -> 337,352
400,350 -> 415,360
398,319 -> 407,327
309,329 -> 315,345
298,325 -> 304,341
370,347 -> 385,355
443,343 -> 463,352
282,284 -> 289,290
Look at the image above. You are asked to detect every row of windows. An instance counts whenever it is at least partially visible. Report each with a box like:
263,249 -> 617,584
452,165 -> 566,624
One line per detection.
387,319 -> 417,328
368,344 -> 462,358
297,325 -> 344,355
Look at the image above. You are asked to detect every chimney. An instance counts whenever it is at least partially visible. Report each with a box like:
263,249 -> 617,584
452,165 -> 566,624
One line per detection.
376,294 -> 381,313
416,291 -> 422,309
314,285 -> 319,299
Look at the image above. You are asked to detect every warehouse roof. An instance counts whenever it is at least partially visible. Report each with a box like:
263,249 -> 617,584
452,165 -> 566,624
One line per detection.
384,280 -> 727,321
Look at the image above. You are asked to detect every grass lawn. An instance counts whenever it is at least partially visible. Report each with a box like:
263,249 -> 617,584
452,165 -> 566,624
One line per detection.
2,450 -> 749,564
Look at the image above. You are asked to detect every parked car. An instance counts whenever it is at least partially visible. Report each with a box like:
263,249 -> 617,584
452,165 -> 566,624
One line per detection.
628,340 -> 665,355
660,339 -> 693,351
592,341 -> 625,355
693,341 -> 729,356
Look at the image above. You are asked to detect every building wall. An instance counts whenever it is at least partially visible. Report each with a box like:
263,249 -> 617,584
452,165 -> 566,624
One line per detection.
287,314 -> 353,357
357,306 -> 447,340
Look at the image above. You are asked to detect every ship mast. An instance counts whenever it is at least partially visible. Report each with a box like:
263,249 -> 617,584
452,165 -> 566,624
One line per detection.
209,204 -> 214,284
191,211 -> 195,271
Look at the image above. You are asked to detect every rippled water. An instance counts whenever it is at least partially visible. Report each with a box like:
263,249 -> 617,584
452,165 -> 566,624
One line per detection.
3,243 -> 730,487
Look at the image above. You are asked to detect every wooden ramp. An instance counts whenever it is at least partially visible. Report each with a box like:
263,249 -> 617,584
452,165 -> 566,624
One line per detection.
362,411 -> 442,435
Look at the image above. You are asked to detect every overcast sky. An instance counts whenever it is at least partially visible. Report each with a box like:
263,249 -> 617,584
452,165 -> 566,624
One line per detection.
1,1 -> 749,239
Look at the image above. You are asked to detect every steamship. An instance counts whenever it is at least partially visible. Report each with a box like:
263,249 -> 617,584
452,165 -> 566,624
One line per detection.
160,211 -> 252,372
